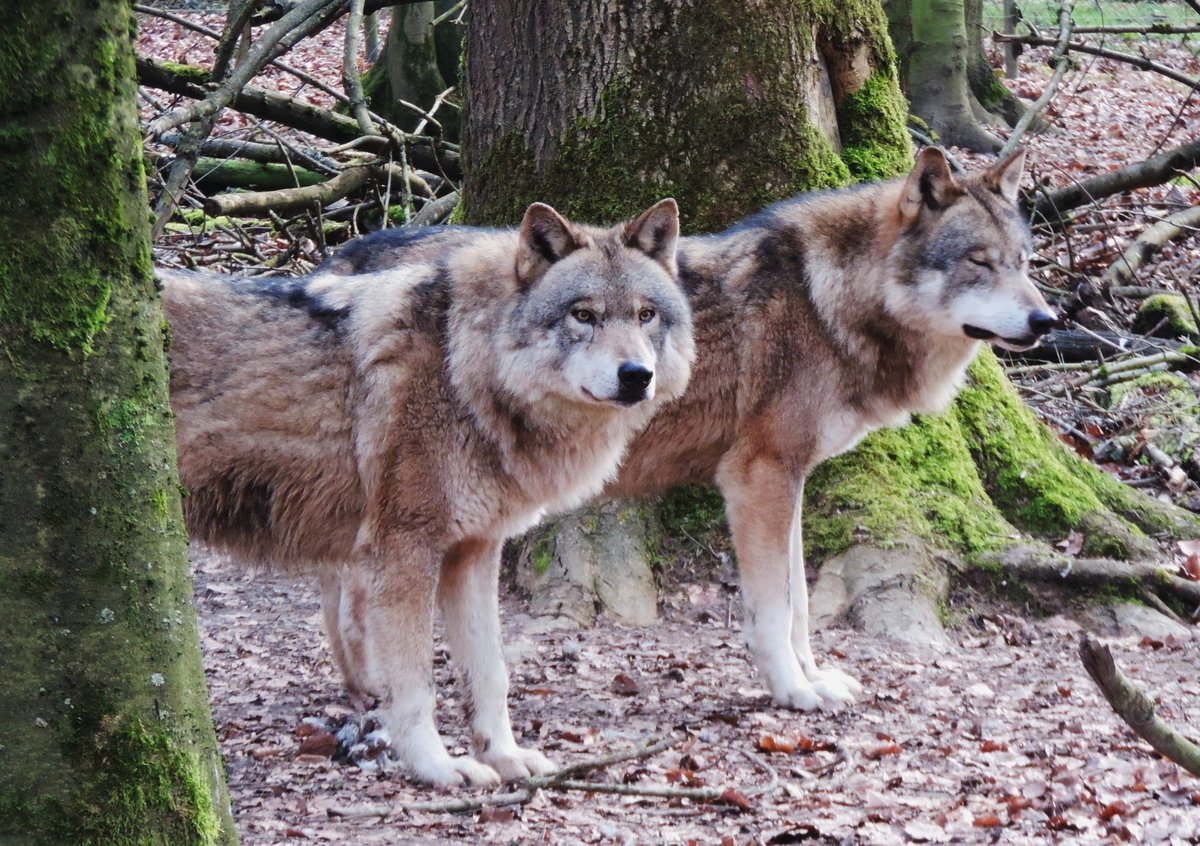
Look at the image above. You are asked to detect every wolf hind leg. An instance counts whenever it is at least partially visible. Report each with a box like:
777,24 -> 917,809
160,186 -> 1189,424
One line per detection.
319,566 -> 381,696
438,538 -> 556,781
361,546 -> 501,787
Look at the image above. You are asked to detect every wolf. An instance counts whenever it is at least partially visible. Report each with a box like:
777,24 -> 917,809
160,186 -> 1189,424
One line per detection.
161,199 -> 695,787
319,148 -> 1055,715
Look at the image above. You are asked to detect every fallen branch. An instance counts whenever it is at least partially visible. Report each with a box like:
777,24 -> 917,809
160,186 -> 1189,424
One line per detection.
1080,636 -> 1200,777
998,0 -> 1074,159
1103,205 -> 1200,287
1000,328 -> 1183,365
137,56 -> 461,179
203,164 -> 372,217
1030,137 -> 1200,224
411,191 -> 459,225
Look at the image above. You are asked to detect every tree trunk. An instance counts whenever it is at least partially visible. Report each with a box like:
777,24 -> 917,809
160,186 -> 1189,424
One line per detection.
884,0 -> 1005,151
462,1 -> 1199,635
362,1 -> 461,139
963,0 -> 1025,126
0,3 -> 236,843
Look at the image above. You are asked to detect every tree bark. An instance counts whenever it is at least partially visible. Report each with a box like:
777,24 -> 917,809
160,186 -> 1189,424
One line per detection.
0,3 -> 236,842
462,0 -> 1199,634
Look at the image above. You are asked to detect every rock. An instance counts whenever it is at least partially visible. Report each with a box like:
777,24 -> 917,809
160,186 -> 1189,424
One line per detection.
521,502 -> 659,626
1083,602 -> 1193,640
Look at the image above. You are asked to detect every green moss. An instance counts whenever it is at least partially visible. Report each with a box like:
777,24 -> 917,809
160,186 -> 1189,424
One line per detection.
530,527 -> 555,575
805,409 -> 1014,561
953,352 -> 1197,555
1132,294 -> 1198,338
57,715 -> 219,846
835,71 -> 914,181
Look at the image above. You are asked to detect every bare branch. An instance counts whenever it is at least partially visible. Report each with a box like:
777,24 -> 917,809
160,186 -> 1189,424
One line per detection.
212,0 -> 257,81
343,0 -> 376,135
1080,636 -> 1200,778
995,33 -> 1200,91
147,0 -> 345,138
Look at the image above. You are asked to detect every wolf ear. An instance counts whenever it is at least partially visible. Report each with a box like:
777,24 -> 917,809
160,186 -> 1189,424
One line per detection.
516,202 -> 584,286
624,198 -> 680,276
986,147 -> 1027,203
900,147 -> 961,223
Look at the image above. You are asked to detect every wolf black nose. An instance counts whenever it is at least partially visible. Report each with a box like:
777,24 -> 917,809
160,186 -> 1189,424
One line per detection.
618,362 -> 653,392
1028,310 -> 1057,336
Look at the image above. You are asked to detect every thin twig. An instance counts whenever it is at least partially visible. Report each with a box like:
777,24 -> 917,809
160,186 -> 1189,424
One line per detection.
325,733 -> 764,819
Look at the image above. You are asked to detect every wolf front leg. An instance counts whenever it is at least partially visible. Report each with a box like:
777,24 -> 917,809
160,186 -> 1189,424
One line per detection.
360,544 -> 501,787
438,538 -> 557,781
719,455 -> 823,711
784,484 -> 862,706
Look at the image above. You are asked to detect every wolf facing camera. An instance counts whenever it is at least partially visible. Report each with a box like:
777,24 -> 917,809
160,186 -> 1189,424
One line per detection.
161,199 -> 696,787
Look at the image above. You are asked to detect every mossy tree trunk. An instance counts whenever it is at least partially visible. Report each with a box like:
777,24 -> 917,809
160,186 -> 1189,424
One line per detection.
461,0 -> 1200,631
883,0 -> 1007,151
362,1 -> 462,140
0,3 -> 236,843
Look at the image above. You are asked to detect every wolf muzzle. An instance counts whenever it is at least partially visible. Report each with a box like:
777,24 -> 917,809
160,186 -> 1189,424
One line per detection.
615,361 -> 654,405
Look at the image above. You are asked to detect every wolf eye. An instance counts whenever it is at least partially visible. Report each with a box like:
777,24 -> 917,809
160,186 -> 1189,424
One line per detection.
571,307 -> 595,324
638,307 -> 657,323
968,256 -> 994,270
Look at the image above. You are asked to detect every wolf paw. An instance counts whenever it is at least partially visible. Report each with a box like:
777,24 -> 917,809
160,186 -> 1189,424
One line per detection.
409,754 -> 502,788
771,682 -> 822,712
809,666 -> 862,706
477,745 -> 557,781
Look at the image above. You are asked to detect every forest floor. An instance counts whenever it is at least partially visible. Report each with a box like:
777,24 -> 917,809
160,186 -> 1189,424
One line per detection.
135,8 -> 1200,845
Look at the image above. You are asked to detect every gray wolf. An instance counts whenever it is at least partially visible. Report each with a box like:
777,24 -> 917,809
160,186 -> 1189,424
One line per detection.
161,199 -> 695,787
319,148 -> 1054,714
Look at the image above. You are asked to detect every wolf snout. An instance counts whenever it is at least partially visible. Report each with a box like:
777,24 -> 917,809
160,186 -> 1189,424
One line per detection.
615,361 -> 654,404
1028,309 -> 1057,336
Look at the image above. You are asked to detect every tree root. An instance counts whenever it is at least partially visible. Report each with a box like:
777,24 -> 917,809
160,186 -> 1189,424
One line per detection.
984,546 -> 1200,613
325,733 -> 775,819
1080,636 -> 1200,777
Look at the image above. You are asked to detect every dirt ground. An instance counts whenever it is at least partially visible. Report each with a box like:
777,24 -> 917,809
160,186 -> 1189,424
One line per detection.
194,549 -> 1200,845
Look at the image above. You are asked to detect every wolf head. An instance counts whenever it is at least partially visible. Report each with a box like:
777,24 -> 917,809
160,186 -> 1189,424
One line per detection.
498,199 -> 695,415
886,148 -> 1056,351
